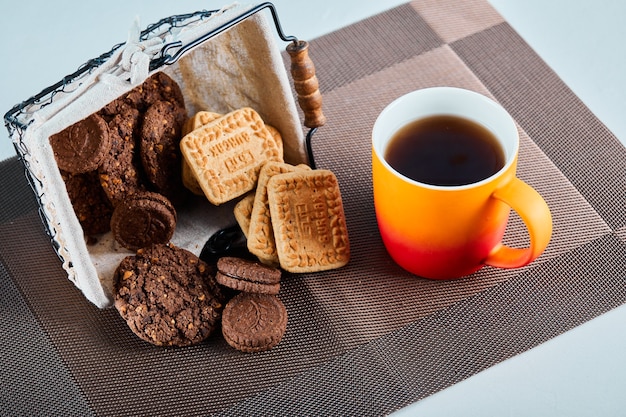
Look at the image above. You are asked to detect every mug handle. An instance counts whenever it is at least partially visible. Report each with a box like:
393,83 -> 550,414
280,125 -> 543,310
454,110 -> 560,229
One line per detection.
484,177 -> 552,268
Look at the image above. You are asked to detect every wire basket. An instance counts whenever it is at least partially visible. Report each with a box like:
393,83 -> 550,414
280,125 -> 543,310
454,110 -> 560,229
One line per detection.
3,2 -> 325,308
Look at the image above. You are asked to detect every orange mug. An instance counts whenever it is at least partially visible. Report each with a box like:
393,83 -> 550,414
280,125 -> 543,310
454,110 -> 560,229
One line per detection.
372,87 -> 552,279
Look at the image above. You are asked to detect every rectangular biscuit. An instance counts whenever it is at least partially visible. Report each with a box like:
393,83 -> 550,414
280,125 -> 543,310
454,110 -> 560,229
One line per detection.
247,162 -> 309,265
181,111 -> 223,195
234,193 -> 255,238
180,107 -> 282,205
267,169 -> 350,273
183,111 -> 222,135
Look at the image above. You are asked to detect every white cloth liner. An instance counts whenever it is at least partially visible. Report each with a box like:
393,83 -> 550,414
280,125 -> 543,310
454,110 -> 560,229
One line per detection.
10,3 -> 308,308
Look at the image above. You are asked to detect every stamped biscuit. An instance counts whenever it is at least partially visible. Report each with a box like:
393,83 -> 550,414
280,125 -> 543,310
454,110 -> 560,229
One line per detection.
181,111 -> 222,195
247,162 -> 309,265
182,111 -> 284,196
110,191 -> 177,251
183,111 -> 222,135
234,193 -> 255,238
181,160 -> 205,196
221,292 -> 287,353
264,124 -> 283,159
180,107 -> 281,205
49,113 -> 111,174
267,169 -> 350,273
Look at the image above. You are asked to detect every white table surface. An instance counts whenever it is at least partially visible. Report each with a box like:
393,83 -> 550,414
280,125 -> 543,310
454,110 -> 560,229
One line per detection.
1,1 -> 625,416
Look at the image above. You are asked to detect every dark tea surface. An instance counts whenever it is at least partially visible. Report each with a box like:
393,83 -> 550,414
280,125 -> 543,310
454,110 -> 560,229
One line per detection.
384,115 -> 505,186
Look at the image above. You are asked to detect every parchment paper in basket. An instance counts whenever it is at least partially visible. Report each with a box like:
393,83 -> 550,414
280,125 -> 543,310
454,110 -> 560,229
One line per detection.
11,3 -> 313,308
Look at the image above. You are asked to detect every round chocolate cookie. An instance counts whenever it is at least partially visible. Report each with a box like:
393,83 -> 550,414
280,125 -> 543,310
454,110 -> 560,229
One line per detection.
49,113 -> 111,174
110,191 -> 176,251
140,72 -> 186,110
216,257 -> 281,295
60,169 -> 113,240
99,95 -> 139,119
140,100 -> 188,206
222,292 -> 287,353
98,107 -> 147,206
114,243 -> 223,347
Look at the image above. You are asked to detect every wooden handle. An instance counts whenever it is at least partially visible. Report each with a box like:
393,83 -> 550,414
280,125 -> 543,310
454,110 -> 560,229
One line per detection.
286,40 -> 326,128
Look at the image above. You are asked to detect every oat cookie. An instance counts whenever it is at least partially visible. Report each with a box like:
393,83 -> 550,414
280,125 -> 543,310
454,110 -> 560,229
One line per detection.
216,256 -> 281,295
267,169 -> 350,273
247,162 -> 309,265
221,292 -> 287,353
114,243 -> 223,347
180,107 -> 282,205
110,191 -> 177,251
49,113 -> 111,174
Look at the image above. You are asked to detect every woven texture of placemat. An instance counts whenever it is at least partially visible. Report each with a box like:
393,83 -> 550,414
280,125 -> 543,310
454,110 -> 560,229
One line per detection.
1,0 -> 625,415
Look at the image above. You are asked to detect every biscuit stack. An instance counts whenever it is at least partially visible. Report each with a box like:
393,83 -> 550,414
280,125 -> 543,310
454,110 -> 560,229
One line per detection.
216,256 -> 287,353
50,72 -> 189,248
49,71 -> 351,350
180,108 -> 351,274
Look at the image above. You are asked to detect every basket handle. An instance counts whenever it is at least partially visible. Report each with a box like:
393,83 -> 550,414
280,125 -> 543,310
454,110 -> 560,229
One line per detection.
286,40 -> 326,128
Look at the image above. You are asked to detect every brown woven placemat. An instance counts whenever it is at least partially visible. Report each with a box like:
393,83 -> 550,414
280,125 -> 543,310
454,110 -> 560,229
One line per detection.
1,1 -> 625,415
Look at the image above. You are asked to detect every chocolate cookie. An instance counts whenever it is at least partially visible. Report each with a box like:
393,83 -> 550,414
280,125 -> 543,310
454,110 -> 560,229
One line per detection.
99,95 -> 139,120
99,72 -> 183,115
221,292 -> 287,353
60,169 -> 113,240
110,191 -> 176,251
216,257 -> 281,295
49,113 -> 111,174
140,100 -> 188,205
98,106 -> 146,206
114,243 -> 224,347
140,72 -> 185,110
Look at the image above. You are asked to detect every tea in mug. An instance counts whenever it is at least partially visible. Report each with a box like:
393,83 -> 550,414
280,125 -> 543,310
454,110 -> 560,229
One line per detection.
384,115 -> 505,186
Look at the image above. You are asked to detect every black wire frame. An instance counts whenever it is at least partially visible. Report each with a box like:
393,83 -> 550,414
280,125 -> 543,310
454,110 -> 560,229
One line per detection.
2,1 -> 320,263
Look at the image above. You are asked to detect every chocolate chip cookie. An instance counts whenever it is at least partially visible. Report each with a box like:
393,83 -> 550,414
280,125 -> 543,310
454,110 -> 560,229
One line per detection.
114,243 -> 224,347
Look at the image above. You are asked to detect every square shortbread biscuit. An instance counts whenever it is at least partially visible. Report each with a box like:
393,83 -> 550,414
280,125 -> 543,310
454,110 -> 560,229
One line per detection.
267,169 -> 350,273
180,107 -> 281,205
